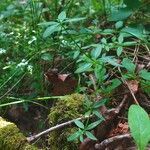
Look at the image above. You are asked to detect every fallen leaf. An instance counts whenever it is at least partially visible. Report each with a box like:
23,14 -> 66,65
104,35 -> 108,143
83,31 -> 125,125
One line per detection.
127,80 -> 139,94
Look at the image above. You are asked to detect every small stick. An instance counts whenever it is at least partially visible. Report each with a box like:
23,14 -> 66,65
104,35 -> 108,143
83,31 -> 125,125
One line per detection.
0,73 -> 26,100
118,67 -> 139,105
27,115 -> 92,142
95,133 -> 131,149
27,95 -> 128,143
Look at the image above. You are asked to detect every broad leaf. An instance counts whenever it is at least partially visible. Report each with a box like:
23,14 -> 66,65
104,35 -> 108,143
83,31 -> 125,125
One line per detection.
117,46 -> 123,56
43,24 -> 60,38
109,8 -> 132,21
75,63 -> 92,73
101,56 -> 121,67
58,11 -> 66,21
91,45 -> 102,59
122,58 -> 136,72
139,69 -> 150,81
124,0 -> 141,9
128,105 -> 150,150
115,21 -> 123,29
121,26 -> 146,40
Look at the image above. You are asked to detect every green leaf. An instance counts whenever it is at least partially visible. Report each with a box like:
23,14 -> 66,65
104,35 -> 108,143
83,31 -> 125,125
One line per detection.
73,50 -> 80,59
91,45 -> 102,59
75,63 -> 92,73
67,130 -> 81,141
41,53 -> 53,61
115,21 -> 123,29
85,131 -> 97,140
93,110 -> 104,119
74,120 -> 85,129
121,26 -> 146,40
93,99 -> 107,109
124,0 -> 141,9
94,65 -> 106,82
43,24 -> 60,38
128,105 -> 150,150
139,70 -> 150,81
79,135 -> 84,142
118,35 -> 124,43
38,21 -> 58,27
86,119 -> 103,130
101,56 -> 121,67
58,11 -> 66,21
140,80 -> 150,95
122,58 -> 136,72
109,8 -> 132,21
64,17 -> 86,23
104,79 -> 122,93
117,46 -> 123,56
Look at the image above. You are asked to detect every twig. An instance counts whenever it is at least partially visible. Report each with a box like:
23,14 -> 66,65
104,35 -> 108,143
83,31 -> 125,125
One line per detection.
0,73 -> 26,100
27,95 -> 128,143
124,80 -> 139,105
118,67 -> 139,105
95,133 -> 131,150
27,115 -> 92,142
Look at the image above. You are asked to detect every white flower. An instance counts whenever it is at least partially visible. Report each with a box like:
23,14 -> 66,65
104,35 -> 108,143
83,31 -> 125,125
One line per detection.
28,36 -> 37,44
16,59 -> 28,68
0,48 -> 6,54
27,65 -> 33,74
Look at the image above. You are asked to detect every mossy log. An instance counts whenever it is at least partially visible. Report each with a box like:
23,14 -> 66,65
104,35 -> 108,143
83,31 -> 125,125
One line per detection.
0,117 -> 38,150
47,93 -> 85,150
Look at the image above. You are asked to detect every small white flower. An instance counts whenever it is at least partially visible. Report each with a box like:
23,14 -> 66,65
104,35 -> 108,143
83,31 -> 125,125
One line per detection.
0,48 -> 6,54
27,65 -> 33,74
16,59 -> 28,68
28,36 -> 37,44
75,2 -> 80,6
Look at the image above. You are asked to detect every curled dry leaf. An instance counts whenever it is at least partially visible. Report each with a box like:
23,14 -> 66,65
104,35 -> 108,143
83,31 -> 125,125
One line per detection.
126,80 -> 139,94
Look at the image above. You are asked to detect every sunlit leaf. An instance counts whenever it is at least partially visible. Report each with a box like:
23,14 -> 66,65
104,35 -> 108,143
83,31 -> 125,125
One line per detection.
122,58 -> 136,72
75,63 -> 92,73
58,11 -> 66,21
91,45 -> 102,59
128,105 -> 150,150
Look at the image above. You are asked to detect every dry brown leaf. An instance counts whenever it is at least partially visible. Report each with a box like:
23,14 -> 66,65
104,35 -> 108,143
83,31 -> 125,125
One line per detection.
127,80 -> 139,94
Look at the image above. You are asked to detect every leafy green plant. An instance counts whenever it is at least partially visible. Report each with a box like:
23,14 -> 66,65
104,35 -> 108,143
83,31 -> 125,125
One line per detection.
67,98 -> 106,142
128,105 -> 150,150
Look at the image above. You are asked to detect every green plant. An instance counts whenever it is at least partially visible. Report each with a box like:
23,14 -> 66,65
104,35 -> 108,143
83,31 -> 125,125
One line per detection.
128,105 -> 150,150
67,98 -> 106,142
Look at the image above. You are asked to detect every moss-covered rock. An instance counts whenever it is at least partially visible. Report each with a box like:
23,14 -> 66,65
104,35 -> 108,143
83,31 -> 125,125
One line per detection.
0,117 -> 38,150
47,93 -> 85,150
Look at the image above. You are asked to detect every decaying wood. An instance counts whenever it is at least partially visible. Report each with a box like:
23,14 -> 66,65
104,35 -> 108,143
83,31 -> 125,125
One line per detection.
95,133 -> 131,150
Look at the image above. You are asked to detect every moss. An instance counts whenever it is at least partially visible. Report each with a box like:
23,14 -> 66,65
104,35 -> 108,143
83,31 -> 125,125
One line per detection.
47,93 -> 84,150
0,117 -> 38,150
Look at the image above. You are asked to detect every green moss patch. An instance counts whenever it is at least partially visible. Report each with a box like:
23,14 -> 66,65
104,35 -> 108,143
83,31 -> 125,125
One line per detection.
47,93 -> 85,150
0,117 -> 38,150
